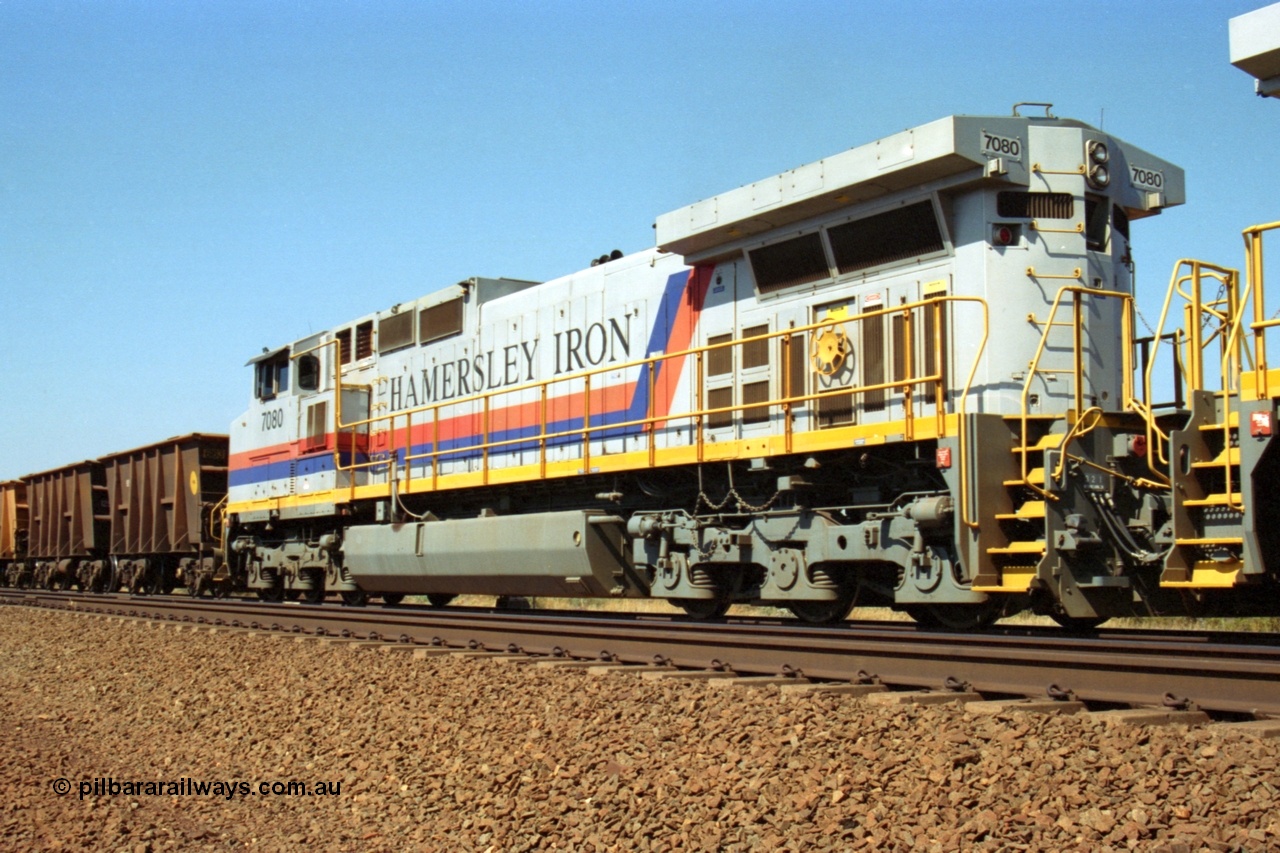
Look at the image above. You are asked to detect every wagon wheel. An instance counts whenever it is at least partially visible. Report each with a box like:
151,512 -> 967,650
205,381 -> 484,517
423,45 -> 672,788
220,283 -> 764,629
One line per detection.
426,594 -> 456,608
340,590 -> 369,607
810,325 -> 851,376
90,564 -> 113,594
382,594 -> 405,606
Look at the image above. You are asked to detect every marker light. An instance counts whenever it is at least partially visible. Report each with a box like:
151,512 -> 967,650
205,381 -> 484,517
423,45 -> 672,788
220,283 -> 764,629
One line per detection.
993,224 -> 1018,246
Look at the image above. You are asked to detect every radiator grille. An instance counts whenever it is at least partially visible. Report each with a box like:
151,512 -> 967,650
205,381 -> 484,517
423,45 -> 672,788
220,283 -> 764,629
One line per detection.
750,232 -> 829,293
828,201 -> 944,275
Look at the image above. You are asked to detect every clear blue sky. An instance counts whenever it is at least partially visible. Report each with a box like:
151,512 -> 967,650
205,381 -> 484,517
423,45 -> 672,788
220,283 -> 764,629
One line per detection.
2,0 -> 1277,481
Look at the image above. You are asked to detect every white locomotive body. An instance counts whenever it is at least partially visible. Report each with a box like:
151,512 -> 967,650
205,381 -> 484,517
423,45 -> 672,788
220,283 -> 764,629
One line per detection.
225,107 -> 1278,630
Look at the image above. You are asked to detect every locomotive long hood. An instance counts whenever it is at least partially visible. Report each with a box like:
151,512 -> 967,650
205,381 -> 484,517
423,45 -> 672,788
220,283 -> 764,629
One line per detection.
656,113 -> 1185,262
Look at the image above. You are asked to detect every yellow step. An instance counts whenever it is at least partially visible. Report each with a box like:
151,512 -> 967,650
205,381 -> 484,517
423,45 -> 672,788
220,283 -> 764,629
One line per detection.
986,539 -> 1046,556
1003,467 -> 1045,487
1198,412 -> 1239,431
1176,536 -> 1244,547
1191,447 -> 1240,468
1014,433 -> 1065,453
996,500 -> 1046,521
1183,492 -> 1243,508
972,565 -> 1037,593
1161,560 -> 1242,589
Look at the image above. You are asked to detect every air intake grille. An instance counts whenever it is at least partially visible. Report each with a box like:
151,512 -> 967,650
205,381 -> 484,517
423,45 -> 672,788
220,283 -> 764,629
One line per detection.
420,298 -> 464,344
997,192 -> 1074,219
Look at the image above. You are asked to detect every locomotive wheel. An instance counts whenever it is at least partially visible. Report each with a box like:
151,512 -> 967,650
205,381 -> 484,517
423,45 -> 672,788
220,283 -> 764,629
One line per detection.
257,586 -> 285,604
212,581 -> 230,599
788,590 -> 856,625
340,590 -> 369,607
284,590 -> 301,602
675,598 -> 731,620
299,586 -> 325,605
427,593 -> 456,608
906,602 -> 1002,631
382,594 -> 405,606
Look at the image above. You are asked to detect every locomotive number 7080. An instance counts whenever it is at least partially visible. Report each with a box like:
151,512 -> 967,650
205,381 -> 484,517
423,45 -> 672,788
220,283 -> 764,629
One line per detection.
260,408 -> 285,430
981,132 -> 1021,158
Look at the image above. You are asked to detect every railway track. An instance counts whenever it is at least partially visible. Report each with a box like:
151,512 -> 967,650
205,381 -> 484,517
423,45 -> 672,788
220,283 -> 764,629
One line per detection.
4,589 -> 1279,719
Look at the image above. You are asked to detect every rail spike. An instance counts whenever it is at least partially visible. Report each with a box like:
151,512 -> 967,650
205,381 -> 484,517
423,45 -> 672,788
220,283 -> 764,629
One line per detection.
1046,684 -> 1076,702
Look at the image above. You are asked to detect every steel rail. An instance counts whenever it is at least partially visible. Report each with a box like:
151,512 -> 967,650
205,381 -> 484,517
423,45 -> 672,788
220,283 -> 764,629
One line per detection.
4,591 -> 1279,717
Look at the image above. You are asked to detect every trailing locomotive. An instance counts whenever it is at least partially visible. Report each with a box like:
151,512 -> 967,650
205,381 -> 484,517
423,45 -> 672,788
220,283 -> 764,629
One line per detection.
5,105 -> 1279,630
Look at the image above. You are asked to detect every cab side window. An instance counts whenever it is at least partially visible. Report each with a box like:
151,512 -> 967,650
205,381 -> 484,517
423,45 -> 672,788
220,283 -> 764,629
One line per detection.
297,354 -> 321,392
255,351 -> 291,401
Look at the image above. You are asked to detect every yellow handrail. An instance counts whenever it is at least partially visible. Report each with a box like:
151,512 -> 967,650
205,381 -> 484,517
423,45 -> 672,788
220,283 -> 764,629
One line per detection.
328,296 -> 990,526
1245,221 -> 1280,399
207,494 -> 228,544
1016,285 -> 1133,500
1139,259 -> 1238,483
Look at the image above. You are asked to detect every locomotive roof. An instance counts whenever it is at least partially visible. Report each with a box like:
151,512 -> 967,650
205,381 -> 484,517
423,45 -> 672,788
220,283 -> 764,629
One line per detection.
655,111 -> 1184,261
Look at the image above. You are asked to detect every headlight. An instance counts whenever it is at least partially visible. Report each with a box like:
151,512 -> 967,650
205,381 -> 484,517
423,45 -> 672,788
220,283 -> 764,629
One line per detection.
1088,164 -> 1110,188
1088,141 -> 1109,164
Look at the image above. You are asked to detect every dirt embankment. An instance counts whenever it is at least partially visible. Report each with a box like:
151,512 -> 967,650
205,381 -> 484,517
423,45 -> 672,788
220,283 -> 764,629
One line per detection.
2,608 -> 1277,851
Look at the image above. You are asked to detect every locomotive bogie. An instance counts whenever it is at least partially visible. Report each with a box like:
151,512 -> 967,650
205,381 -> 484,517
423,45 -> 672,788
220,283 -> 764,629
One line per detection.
231,528 -> 356,602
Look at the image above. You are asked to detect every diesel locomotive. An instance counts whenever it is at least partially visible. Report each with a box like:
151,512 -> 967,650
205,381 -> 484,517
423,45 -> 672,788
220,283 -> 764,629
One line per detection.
6,104 -> 1280,630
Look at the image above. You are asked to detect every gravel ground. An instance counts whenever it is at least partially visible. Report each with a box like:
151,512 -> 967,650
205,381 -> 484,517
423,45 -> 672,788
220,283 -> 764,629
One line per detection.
2,607 -> 1278,852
